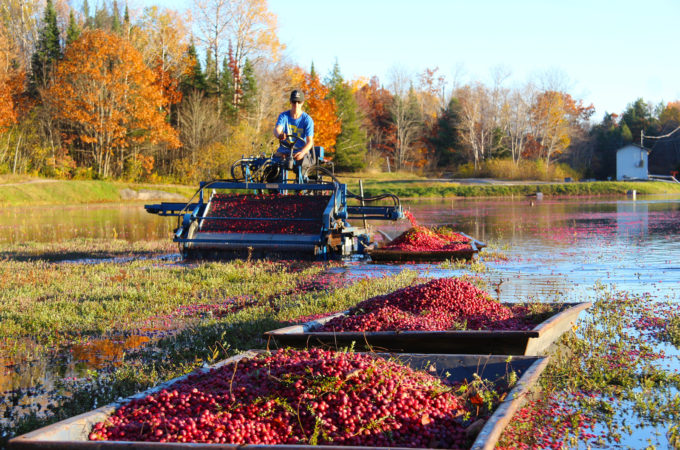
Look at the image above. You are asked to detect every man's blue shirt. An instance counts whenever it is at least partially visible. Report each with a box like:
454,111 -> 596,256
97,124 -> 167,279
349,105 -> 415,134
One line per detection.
276,111 -> 314,154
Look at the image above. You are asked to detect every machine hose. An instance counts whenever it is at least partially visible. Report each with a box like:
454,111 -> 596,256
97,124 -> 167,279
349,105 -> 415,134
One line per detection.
303,166 -> 401,208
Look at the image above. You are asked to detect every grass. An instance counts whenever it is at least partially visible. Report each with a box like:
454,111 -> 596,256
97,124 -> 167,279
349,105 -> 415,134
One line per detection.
0,240 -> 420,444
356,180 -> 680,198
498,286 -> 680,448
0,176 -> 195,206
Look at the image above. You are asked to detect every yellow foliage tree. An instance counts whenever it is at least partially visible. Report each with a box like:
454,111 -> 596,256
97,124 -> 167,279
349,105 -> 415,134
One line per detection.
46,30 -> 180,178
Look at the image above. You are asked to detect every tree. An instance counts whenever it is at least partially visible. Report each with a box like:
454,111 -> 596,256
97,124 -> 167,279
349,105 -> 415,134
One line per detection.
240,58 -> 258,118
428,97 -> 462,167
30,0 -> 61,94
0,32 -> 18,133
530,91 -> 593,167
46,29 -> 180,178
192,0 -> 231,98
65,10 -> 81,45
621,98 -> 656,145
326,61 -> 366,171
227,0 -> 281,106
356,76 -> 396,167
388,67 -> 424,169
455,83 -> 496,169
500,85 -> 535,165
0,0 -> 42,70
296,69 -> 340,152
181,42 -> 207,94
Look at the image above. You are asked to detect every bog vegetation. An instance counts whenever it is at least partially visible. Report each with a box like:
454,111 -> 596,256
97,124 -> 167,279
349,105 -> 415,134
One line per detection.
1,0 -> 679,184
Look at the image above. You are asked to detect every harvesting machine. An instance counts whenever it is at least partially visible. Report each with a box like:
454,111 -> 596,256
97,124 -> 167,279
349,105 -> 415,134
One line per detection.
145,144 -> 403,260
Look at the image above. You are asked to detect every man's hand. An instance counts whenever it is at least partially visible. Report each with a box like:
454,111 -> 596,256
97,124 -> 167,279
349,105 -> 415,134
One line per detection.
293,150 -> 307,161
279,132 -> 288,141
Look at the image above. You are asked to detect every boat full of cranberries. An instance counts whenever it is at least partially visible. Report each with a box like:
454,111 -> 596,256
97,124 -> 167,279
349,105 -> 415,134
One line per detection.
265,278 -> 591,355
10,349 -> 547,449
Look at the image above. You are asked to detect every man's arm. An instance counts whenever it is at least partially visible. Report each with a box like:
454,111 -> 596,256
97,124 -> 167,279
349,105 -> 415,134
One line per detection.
273,124 -> 286,141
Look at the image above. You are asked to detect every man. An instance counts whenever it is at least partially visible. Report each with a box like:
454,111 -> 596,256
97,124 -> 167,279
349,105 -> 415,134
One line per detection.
273,90 -> 314,165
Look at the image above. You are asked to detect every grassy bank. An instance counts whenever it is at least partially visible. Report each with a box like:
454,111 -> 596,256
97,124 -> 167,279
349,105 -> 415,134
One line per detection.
354,180 -> 680,198
1,176 -> 680,207
0,178 -> 195,206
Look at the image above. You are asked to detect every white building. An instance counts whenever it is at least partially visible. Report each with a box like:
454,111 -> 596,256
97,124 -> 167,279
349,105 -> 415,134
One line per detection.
616,144 -> 650,181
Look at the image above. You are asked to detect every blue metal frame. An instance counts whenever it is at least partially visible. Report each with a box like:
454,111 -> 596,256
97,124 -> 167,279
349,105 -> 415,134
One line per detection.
145,178 -> 403,259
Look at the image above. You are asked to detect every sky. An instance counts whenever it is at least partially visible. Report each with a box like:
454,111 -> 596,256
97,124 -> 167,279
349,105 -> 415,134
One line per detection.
136,0 -> 680,119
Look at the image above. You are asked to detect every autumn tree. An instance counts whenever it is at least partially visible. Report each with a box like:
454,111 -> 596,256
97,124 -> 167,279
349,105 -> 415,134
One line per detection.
356,76 -> 396,168
0,31 -> 18,133
326,61 -> 366,171
297,69 -> 340,153
530,91 -> 593,167
46,29 -> 180,178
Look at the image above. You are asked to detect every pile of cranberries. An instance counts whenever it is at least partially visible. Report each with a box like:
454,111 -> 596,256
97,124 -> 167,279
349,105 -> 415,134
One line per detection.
319,278 -> 536,332
89,348 -> 471,448
383,212 -> 471,252
383,226 -> 471,252
200,194 -> 331,235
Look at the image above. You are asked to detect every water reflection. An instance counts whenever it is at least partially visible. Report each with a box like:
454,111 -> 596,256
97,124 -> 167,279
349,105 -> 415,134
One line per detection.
0,203 -> 174,244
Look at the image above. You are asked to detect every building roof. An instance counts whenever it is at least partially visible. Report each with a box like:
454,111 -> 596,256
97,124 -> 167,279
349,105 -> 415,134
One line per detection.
616,143 -> 651,154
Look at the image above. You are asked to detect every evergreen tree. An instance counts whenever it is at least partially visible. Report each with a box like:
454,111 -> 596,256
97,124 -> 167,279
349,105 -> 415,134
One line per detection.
590,112 -> 626,179
240,59 -> 257,117
82,0 -> 91,28
220,57 -> 237,119
123,3 -> 130,36
66,11 -> 82,46
93,4 -> 109,30
326,61 -> 367,171
310,61 -> 317,80
180,42 -> 207,93
111,0 -> 121,33
204,50 -> 218,95
30,0 -> 62,94
429,97 -> 463,167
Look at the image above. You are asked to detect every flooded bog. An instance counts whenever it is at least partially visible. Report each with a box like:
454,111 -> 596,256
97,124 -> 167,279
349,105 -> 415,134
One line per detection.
1,195 -> 680,448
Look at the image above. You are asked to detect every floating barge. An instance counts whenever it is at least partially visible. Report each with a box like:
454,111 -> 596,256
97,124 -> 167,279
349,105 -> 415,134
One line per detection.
265,302 -> 591,356
367,233 -> 486,262
9,351 -> 548,450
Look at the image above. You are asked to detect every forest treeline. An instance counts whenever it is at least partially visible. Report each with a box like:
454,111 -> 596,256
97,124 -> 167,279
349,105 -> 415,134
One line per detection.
1,0 -> 679,183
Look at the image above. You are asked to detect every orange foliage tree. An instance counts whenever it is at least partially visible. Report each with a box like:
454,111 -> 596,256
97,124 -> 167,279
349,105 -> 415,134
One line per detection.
295,70 -> 341,154
46,30 -> 180,178
0,31 -> 18,132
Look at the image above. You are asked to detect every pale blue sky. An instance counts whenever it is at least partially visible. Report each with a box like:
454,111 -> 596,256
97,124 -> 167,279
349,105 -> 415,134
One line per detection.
135,0 -> 680,119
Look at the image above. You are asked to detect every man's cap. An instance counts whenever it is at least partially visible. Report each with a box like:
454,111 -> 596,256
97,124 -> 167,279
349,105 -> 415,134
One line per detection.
290,90 -> 304,103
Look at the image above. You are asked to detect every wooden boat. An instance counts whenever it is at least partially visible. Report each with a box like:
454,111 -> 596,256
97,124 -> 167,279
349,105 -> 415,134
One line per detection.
367,232 -> 486,262
9,351 -> 548,450
265,302 -> 591,356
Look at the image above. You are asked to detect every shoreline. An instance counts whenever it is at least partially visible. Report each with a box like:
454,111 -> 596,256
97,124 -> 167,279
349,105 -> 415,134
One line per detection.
1,177 -> 679,206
